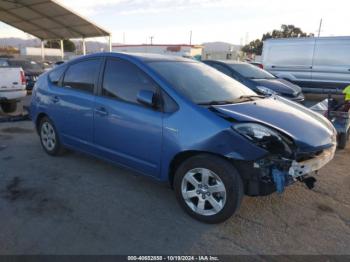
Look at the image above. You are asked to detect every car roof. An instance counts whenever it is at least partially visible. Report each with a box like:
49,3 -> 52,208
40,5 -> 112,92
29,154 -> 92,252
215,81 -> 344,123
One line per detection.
73,52 -> 197,64
204,60 -> 248,66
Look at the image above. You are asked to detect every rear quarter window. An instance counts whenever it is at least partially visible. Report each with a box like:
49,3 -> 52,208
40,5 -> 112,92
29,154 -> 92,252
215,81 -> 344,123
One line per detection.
48,65 -> 67,85
62,59 -> 101,93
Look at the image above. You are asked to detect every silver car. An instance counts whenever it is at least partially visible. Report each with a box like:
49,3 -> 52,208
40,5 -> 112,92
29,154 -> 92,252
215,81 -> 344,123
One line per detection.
262,36 -> 350,91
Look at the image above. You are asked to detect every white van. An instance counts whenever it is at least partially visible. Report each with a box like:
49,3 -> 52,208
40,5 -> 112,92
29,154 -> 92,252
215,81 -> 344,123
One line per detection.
262,36 -> 350,91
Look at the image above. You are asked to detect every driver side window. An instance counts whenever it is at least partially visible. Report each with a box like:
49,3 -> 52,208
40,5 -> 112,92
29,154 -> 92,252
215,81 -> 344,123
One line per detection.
102,58 -> 158,105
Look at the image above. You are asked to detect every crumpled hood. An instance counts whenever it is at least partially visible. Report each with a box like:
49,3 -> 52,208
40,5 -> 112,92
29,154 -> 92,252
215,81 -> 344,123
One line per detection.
213,96 -> 336,152
252,78 -> 302,96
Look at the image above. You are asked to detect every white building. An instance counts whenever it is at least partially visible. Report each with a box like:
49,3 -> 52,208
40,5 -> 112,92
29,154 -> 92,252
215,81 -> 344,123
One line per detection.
202,42 -> 242,60
112,44 -> 203,58
20,47 -> 75,61
20,47 -> 62,57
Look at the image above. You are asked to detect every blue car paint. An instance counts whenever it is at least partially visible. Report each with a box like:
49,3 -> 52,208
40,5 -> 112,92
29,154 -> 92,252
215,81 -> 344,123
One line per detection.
213,96 -> 335,152
31,53 -> 334,186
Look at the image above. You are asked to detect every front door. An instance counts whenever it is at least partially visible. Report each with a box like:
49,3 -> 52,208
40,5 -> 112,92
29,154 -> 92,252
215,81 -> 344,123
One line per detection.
93,58 -> 163,177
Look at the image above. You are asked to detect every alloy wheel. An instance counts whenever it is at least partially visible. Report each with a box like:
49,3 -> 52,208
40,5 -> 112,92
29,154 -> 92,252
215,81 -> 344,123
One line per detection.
181,168 -> 227,216
41,122 -> 56,151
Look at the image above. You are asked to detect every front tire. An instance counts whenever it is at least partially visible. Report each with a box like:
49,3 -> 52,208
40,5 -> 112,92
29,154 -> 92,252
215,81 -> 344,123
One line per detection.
174,154 -> 243,224
39,117 -> 64,156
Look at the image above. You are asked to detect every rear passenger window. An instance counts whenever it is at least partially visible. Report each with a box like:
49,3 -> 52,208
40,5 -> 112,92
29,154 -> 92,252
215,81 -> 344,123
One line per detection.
62,59 -> 101,93
102,58 -> 158,105
49,65 -> 66,85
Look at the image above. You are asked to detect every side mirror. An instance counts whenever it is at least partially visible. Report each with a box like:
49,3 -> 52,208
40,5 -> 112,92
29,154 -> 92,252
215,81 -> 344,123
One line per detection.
137,89 -> 156,108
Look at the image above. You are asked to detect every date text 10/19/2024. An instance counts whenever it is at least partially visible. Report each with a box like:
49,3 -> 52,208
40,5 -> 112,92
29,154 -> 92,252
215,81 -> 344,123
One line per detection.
127,256 -> 220,261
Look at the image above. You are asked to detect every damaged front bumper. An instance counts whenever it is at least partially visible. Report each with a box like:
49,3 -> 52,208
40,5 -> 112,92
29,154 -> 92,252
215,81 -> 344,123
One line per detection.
251,143 -> 336,194
288,146 -> 336,178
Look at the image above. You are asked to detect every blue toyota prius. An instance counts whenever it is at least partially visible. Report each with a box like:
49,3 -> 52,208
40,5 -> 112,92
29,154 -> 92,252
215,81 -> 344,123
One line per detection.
30,53 -> 336,223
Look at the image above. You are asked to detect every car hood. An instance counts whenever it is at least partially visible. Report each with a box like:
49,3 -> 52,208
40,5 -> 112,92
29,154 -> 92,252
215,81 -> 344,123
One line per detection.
213,96 -> 335,152
252,78 -> 302,96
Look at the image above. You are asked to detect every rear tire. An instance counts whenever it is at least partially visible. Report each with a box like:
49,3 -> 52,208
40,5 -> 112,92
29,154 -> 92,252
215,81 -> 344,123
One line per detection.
1,102 -> 17,113
39,117 -> 64,156
174,154 -> 244,224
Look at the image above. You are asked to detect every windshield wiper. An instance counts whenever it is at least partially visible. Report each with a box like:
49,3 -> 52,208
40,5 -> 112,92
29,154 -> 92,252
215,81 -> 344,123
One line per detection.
239,95 -> 266,99
198,100 -> 235,106
229,95 -> 266,104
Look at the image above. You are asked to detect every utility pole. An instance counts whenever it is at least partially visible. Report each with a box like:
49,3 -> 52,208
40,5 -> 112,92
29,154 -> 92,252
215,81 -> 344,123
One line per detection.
189,30 -> 192,45
318,18 -> 323,37
150,36 -> 154,45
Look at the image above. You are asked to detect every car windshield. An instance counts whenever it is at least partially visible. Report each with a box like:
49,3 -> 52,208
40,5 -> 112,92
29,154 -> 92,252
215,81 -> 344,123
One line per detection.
229,63 -> 275,80
8,60 -> 42,71
148,61 -> 256,105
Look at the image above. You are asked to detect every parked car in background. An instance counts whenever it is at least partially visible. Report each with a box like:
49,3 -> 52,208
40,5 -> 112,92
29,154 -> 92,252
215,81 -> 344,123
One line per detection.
0,58 -> 9,67
8,59 -> 44,91
0,64 -> 26,113
204,60 -> 304,101
38,61 -> 54,72
250,62 -> 264,69
31,53 -> 336,223
54,61 -> 66,67
262,36 -> 350,91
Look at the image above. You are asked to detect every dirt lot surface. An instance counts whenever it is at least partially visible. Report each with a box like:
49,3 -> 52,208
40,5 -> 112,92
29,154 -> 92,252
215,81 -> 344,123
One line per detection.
0,119 -> 349,255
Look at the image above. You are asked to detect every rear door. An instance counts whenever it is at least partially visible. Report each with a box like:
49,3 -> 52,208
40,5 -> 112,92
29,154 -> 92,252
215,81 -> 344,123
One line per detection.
312,39 -> 350,89
47,58 -> 102,150
93,57 -> 163,177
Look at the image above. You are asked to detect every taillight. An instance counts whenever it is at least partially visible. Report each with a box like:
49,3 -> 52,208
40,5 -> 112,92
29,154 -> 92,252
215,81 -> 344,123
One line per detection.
20,70 -> 26,85
259,64 -> 264,69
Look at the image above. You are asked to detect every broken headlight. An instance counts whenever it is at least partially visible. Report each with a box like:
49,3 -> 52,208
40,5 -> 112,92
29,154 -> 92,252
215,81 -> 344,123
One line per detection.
233,123 -> 294,156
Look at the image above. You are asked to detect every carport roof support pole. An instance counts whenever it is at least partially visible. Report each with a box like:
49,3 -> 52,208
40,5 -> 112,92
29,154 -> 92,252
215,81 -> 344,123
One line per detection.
41,40 -> 45,61
109,35 -> 112,52
82,38 -> 86,56
60,39 -> 64,60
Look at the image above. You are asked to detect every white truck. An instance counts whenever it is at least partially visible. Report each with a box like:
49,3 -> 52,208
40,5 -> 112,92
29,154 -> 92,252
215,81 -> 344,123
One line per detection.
0,59 -> 27,113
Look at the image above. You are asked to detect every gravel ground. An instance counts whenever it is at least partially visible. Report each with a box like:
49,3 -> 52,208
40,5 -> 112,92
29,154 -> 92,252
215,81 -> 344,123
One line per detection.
0,119 -> 349,255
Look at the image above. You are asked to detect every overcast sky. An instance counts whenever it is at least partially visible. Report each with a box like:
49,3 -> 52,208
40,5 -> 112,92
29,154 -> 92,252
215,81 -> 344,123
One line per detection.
0,0 -> 349,45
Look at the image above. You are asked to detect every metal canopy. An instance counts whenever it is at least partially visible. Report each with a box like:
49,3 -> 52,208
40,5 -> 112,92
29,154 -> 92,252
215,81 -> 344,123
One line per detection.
0,0 -> 111,40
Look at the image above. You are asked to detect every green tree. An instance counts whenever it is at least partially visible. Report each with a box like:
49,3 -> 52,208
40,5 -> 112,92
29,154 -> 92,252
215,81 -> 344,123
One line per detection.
242,24 -> 314,55
45,39 -> 76,52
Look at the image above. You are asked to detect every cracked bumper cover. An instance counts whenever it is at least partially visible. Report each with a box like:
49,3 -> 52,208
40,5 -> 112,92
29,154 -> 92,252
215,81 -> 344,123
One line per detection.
289,145 -> 336,178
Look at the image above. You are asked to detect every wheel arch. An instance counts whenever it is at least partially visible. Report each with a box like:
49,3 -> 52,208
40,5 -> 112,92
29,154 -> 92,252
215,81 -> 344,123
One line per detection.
168,150 -> 233,188
35,112 -> 49,133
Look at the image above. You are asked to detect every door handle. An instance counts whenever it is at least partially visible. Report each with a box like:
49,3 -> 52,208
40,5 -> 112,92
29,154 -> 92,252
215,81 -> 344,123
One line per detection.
95,107 -> 108,116
51,96 -> 60,103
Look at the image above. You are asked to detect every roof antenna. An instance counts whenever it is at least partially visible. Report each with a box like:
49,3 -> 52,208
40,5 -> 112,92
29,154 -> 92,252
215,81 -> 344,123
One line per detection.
318,18 -> 323,37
